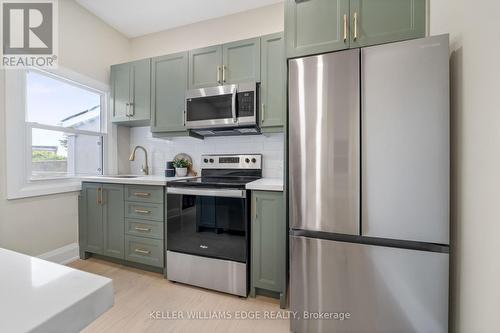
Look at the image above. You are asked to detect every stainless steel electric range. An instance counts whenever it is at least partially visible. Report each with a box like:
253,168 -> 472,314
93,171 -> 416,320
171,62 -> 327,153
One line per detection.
165,154 -> 262,296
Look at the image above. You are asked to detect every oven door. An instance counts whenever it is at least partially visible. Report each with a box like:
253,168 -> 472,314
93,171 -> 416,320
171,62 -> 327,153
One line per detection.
166,187 -> 248,263
185,84 -> 237,129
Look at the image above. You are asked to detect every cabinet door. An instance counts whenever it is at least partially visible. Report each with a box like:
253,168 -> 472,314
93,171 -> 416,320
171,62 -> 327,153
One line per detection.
285,0 -> 350,58
151,52 -> 188,133
251,191 -> 286,294
350,0 -> 425,48
222,38 -> 260,84
102,184 -> 125,259
188,45 -> 222,89
79,183 -> 103,254
130,59 -> 151,122
260,33 -> 285,129
110,63 -> 130,122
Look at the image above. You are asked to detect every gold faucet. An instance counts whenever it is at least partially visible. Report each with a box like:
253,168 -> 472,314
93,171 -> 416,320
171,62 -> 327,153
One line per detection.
129,145 -> 149,175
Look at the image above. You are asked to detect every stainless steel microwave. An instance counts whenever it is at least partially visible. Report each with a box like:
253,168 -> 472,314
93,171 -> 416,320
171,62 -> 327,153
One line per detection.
185,82 -> 258,132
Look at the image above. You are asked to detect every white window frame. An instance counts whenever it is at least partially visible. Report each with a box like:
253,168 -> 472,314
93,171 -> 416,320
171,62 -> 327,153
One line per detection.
5,66 -> 113,199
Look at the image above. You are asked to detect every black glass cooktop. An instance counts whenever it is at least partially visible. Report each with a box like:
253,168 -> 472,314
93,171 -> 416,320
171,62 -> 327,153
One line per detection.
168,176 -> 261,189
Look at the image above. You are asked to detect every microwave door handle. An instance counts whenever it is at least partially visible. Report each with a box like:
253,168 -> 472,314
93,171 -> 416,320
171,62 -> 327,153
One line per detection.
231,87 -> 237,123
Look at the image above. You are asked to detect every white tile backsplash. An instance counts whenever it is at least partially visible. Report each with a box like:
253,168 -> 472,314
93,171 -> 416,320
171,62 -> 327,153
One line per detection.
127,127 -> 284,178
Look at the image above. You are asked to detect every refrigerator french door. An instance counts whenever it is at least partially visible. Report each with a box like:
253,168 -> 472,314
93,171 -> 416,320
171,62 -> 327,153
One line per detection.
289,35 -> 450,333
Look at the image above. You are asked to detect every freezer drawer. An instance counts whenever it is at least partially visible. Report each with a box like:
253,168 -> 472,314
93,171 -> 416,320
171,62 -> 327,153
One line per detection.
289,49 -> 360,235
290,235 -> 449,333
361,35 -> 450,244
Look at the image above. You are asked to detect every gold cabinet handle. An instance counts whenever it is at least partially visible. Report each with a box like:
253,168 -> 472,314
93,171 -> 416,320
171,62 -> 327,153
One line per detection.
96,187 -> 101,205
129,102 -> 135,117
343,14 -> 348,42
133,192 -> 151,197
134,209 -> 151,214
222,65 -> 226,83
134,226 -> 151,232
134,248 -> 150,255
217,65 -> 221,84
353,12 -> 358,41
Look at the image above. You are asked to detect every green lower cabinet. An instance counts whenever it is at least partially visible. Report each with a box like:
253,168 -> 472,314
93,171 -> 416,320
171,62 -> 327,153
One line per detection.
260,33 -> 285,131
79,183 -> 104,255
79,183 -> 165,269
349,0 -> 426,48
125,235 -> 164,268
250,190 -> 286,308
102,184 -> 125,259
151,52 -> 188,133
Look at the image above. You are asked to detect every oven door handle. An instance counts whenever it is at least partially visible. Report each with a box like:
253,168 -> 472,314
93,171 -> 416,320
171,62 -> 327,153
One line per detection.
167,187 -> 246,198
231,87 -> 237,123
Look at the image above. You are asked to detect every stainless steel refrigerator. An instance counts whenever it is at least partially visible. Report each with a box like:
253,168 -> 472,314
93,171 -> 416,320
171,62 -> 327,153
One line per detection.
289,35 -> 450,333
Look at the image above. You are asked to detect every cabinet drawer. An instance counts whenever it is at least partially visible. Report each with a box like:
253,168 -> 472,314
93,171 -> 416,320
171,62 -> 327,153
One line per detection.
125,235 -> 164,267
125,202 -> 164,221
125,218 -> 163,239
125,185 -> 163,203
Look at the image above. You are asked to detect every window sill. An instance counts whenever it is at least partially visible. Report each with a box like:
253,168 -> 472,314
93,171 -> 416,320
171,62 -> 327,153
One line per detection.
7,179 -> 83,200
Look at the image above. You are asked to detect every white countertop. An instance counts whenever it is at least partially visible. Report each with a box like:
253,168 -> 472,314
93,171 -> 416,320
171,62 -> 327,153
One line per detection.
0,248 -> 113,333
83,175 -> 195,186
246,178 -> 284,191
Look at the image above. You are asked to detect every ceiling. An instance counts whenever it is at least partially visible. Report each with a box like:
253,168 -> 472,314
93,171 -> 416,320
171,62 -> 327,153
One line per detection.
76,0 -> 283,38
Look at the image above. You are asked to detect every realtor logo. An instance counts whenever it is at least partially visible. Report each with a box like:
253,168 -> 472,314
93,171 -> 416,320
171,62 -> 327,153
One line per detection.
1,0 -> 58,68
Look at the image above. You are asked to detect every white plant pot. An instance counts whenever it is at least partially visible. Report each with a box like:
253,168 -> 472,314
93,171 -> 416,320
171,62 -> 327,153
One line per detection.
175,167 -> 188,177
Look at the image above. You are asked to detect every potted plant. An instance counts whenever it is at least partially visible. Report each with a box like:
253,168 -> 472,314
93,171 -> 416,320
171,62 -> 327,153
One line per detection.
172,158 -> 190,177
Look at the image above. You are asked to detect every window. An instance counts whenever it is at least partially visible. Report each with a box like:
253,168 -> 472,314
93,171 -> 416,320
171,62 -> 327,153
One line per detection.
5,67 -> 110,199
26,70 -> 105,180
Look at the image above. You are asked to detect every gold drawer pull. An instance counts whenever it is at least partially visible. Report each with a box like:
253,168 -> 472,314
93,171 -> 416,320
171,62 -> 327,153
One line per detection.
133,192 -> 151,197
134,226 -> 151,232
135,209 -> 151,214
134,248 -> 150,255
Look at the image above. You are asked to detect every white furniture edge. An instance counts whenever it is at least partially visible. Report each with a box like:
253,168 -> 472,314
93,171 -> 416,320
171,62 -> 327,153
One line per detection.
82,175 -> 195,186
246,178 -> 284,191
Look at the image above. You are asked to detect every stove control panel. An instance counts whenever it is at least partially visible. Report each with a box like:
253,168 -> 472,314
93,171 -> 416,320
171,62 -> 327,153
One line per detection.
201,154 -> 262,170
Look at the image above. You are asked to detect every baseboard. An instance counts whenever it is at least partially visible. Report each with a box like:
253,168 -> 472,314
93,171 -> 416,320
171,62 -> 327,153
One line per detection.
38,243 -> 79,265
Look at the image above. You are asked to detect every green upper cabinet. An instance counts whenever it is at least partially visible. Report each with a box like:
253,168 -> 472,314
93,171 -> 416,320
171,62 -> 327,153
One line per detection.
349,0 -> 426,48
102,184 -> 125,259
189,38 -> 260,89
188,45 -> 222,89
260,33 -> 285,130
285,0 -> 350,58
222,37 -> 260,84
285,0 -> 426,58
151,52 -> 188,133
111,59 -> 151,126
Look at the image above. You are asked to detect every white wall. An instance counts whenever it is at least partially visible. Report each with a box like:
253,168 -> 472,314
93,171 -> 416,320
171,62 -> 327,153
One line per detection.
129,127 -> 284,178
0,0 -> 130,256
130,3 -> 283,60
429,0 -> 500,332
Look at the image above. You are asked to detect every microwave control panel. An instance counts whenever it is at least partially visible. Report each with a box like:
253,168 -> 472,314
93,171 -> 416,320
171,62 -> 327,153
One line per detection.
237,91 -> 255,117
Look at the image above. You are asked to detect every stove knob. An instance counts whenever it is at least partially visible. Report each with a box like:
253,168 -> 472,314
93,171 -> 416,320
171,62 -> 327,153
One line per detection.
251,158 -> 257,163
245,158 -> 250,163
209,158 -> 214,163
203,158 -> 208,163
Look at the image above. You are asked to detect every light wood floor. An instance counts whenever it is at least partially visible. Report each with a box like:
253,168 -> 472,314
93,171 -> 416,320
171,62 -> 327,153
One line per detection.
68,258 -> 290,333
